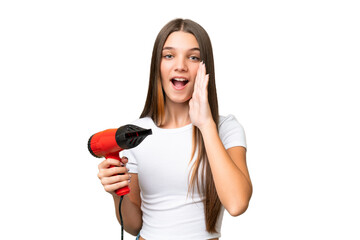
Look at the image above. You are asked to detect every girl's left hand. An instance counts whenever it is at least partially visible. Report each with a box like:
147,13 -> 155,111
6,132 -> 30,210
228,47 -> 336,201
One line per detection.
189,62 -> 214,131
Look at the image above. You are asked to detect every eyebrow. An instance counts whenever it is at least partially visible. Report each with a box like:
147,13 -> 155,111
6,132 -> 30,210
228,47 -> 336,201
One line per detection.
162,47 -> 200,52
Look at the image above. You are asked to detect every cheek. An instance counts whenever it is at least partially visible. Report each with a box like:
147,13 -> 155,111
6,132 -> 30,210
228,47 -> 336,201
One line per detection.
191,65 -> 200,79
188,81 -> 195,94
160,61 -> 171,76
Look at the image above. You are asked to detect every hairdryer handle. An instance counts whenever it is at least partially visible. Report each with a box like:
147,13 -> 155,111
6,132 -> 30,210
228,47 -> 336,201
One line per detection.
106,152 -> 130,196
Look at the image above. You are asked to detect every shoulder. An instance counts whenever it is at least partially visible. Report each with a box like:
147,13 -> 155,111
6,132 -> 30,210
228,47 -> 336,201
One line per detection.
218,114 -> 247,149
128,117 -> 155,129
219,114 -> 245,131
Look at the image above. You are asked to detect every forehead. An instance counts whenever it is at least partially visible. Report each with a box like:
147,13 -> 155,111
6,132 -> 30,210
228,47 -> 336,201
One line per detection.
163,31 -> 199,50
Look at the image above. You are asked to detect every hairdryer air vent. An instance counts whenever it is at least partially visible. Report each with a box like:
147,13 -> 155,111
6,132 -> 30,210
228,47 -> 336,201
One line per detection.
115,124 -> 152,149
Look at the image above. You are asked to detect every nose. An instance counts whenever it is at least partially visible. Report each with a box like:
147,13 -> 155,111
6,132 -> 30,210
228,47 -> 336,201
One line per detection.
174,57 -> 188,72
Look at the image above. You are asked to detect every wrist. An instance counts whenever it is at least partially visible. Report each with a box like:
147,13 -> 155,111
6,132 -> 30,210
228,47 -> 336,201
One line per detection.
197,118 -> 216,133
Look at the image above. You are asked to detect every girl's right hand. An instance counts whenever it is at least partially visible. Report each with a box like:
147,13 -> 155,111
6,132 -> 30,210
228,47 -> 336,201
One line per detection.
97,156 -> 131,196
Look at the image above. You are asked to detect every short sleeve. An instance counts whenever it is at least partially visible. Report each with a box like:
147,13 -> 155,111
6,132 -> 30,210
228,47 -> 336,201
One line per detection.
121,149 -> 138,173
218,115 -> 247,150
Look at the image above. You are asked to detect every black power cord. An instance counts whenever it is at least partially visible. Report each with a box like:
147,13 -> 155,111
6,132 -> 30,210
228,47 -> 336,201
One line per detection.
119,195 -> 124,240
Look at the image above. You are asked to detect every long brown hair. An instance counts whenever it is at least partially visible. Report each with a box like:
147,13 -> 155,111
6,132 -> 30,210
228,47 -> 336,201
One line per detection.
140,18 -> 221,233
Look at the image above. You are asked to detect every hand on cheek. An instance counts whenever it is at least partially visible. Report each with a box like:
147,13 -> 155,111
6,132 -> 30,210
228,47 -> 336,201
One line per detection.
189,62 -> 214,131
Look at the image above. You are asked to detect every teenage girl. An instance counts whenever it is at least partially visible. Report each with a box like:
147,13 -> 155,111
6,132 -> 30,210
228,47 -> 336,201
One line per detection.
96,18 -> 252,240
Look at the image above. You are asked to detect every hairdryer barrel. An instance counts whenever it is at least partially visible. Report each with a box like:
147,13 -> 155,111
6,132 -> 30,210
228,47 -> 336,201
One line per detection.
88,124 -> 152,158
88,124 -> 152,195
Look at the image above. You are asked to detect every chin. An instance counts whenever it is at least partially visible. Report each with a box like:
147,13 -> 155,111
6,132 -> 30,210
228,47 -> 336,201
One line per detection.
166,95 -> 192,104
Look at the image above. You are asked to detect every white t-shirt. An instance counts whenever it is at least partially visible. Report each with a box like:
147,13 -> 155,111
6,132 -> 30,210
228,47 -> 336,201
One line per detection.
122,115 -> 247,240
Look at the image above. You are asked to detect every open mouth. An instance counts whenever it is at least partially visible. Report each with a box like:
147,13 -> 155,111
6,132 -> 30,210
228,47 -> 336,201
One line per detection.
171,78 -> 189,89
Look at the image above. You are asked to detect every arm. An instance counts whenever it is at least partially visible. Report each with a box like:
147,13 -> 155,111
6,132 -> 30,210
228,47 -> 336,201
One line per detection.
200,121 -> 252,216
113,173 -> 142,236
97,157 -> 142,236
189,62 -> 252,216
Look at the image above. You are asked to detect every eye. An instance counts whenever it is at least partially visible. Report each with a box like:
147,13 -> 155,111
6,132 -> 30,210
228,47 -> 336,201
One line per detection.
163,54 -> 174,59
189,55 -> 200,61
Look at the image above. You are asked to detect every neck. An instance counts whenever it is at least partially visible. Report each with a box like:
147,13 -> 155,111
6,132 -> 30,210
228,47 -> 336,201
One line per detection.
161,100 -> 191,129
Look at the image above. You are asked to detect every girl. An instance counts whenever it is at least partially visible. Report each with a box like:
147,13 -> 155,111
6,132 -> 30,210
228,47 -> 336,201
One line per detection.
97,18 -> 252,240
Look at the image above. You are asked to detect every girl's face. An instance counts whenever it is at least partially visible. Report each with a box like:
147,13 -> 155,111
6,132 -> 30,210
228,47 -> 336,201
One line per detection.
160,31 -> 201,105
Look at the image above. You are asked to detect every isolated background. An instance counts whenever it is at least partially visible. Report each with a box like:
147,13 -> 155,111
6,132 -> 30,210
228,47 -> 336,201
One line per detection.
1,0 -> 359,239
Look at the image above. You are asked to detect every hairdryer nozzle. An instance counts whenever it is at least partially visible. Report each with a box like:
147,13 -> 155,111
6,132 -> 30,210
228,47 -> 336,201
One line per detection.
125,129 -> 152,138
88,134 -> 101,158
116,124 -> 152,149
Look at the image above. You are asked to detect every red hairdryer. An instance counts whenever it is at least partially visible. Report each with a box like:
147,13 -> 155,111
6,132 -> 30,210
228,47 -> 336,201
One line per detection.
88,124 -> 152,196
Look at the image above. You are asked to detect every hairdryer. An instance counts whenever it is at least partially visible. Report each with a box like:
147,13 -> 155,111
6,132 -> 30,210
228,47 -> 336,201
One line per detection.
88,124 -> 152,196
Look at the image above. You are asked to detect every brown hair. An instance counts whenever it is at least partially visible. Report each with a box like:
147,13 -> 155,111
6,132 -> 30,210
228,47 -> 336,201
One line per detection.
140,18 -> 220,233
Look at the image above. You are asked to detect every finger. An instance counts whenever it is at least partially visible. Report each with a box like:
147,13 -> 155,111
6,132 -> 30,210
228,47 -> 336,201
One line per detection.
194,63 -> 201,92
200,62 -> 206,91
98,158 -> 121,170
98,166 -> 128,179
121,156 -> 129,165
104,180 -> 130,193
202,61 -> 206,77
204,74 -> 209,93
101,173 -> 131,186
109,165 -> 128,175
195,62 -> 204,95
